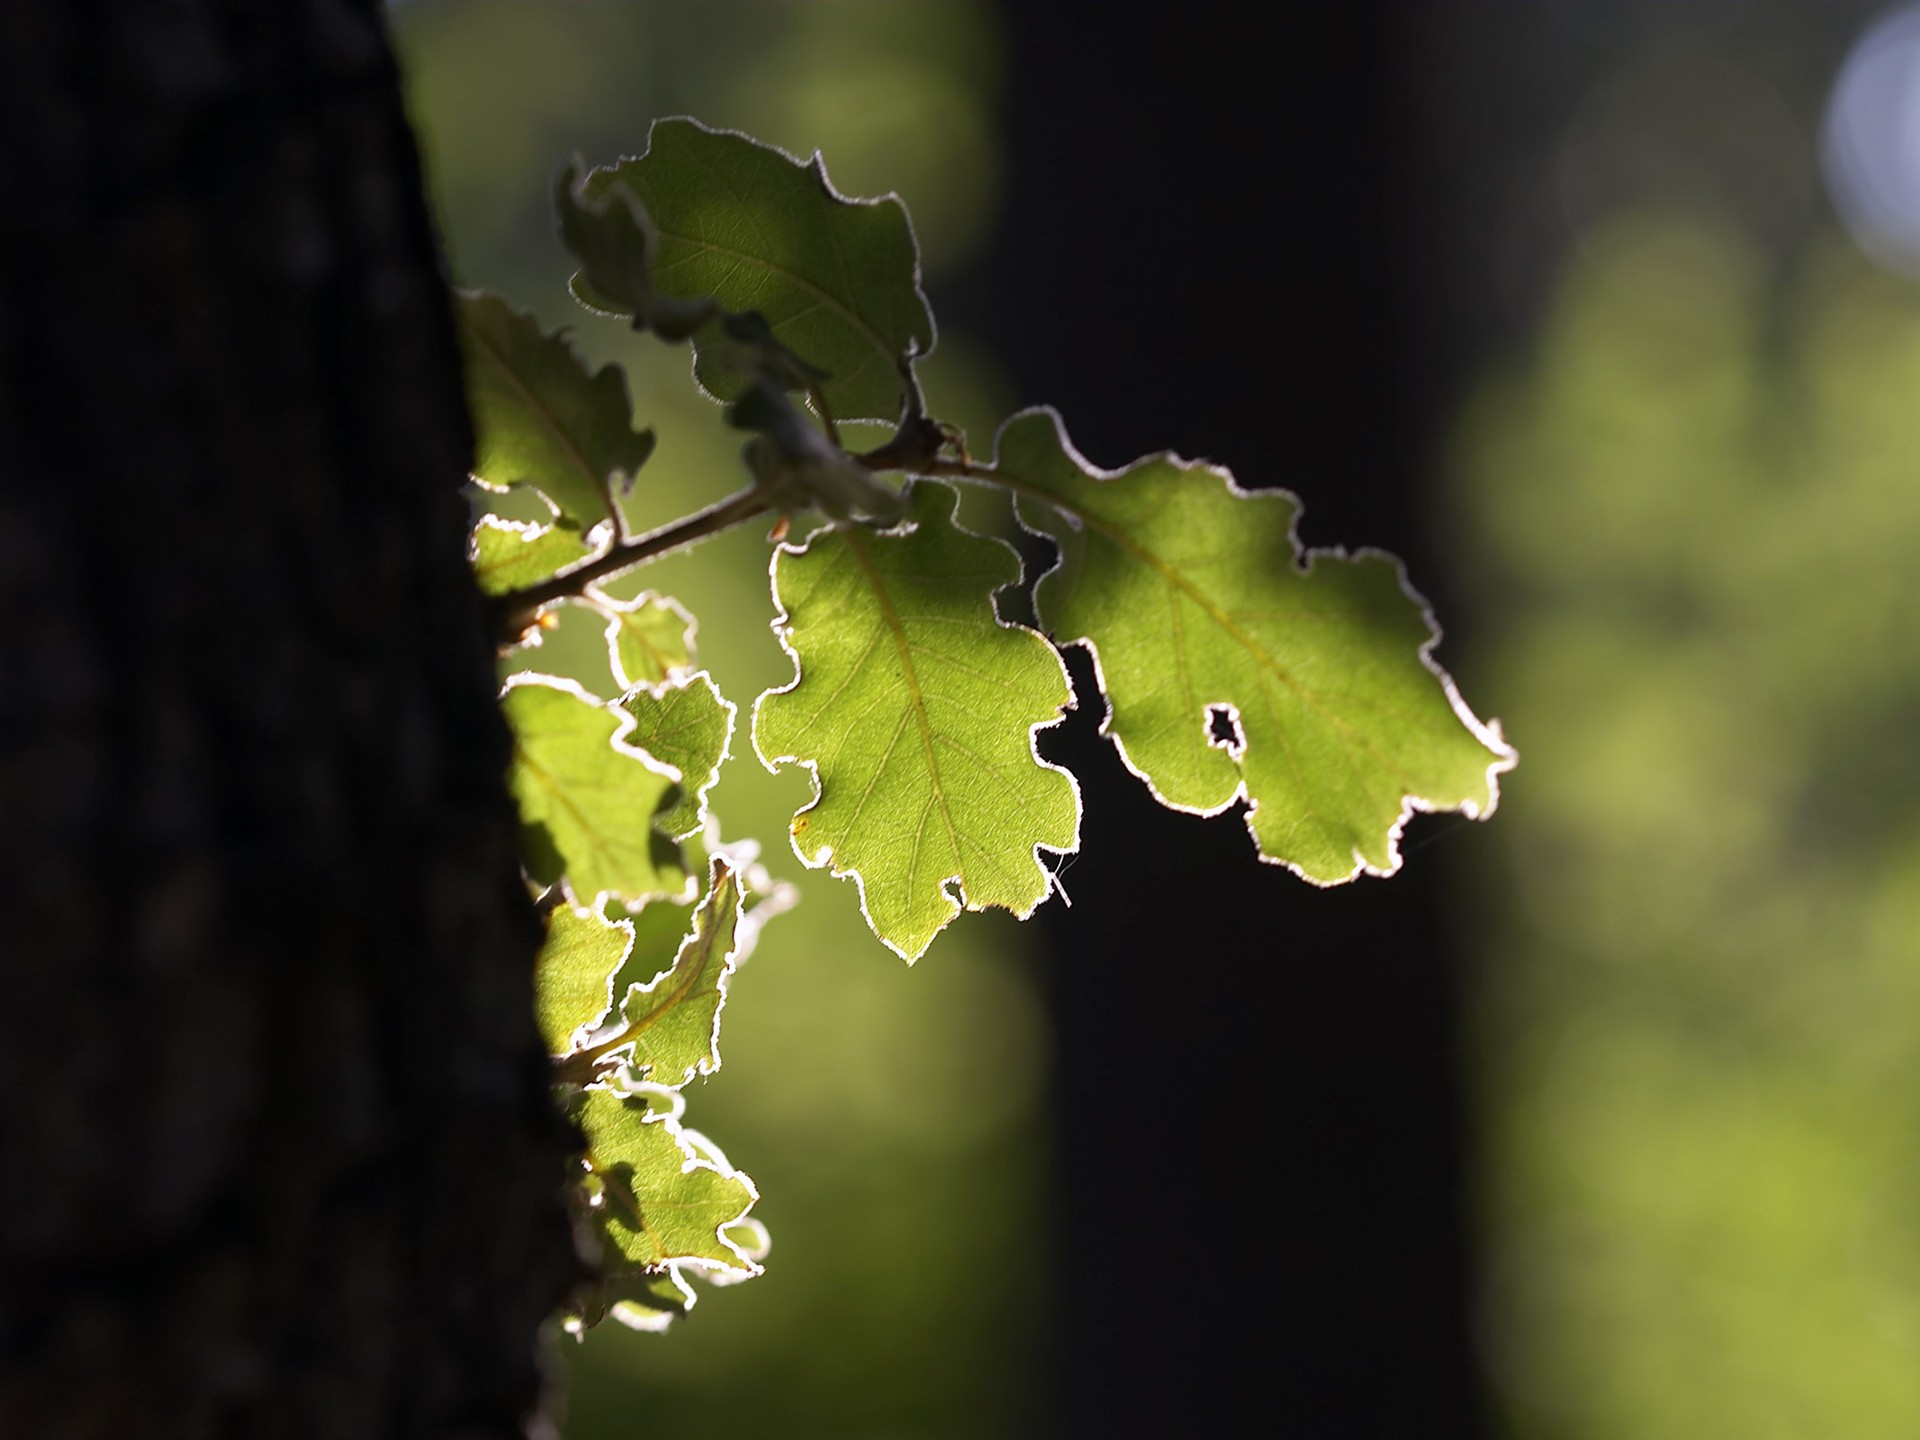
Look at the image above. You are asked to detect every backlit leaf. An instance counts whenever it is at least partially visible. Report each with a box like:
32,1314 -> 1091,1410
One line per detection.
576,1087 -> 761,1274
575,119 -> 933,425
607,892 -> 706,996
590,588 -> 696,691
602,834 -> 796,1002
753,482 -> 1079,960
472,514 -> 593,598
503,676 -> 689,905
613,858 -> 742,1087
458,290 -> 655,532
621,673 -> 734,842
535,903 -> 632,1056
999,409 -> 1516,882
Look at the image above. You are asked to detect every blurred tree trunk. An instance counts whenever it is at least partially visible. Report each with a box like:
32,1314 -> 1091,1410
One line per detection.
972,6 -> 1490,1435
0,4 -> 578,1437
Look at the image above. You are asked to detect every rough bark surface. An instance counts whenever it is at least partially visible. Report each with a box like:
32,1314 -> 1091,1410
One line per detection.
0,3 -> 579,1437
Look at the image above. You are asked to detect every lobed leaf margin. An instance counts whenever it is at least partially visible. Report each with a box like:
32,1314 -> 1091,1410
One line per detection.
997,405 -> 1518,886
751,480 -> 1083,962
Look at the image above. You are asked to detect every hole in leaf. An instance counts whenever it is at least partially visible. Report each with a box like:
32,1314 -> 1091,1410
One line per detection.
1207,704 -> 1245,758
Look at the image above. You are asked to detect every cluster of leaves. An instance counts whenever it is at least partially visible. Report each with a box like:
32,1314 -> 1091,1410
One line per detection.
462,118 -> 1516,1332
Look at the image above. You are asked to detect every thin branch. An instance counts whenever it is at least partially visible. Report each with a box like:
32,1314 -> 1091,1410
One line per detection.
494,485 -> 777,646
491,424 -> 988,650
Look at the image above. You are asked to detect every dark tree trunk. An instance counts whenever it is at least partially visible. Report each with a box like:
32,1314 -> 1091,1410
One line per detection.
0,4 -> 578,1437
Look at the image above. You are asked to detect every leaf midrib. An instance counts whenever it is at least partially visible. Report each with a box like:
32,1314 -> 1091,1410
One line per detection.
468,318 -> 613,519
652,223 -> 905,384
843,532 -> 966,888
998,473 -> 1299,695
626,876 -> 733,1045
1000,471 -> 1431,804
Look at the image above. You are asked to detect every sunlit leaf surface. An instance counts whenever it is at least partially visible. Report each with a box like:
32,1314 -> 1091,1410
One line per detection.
577,118 -> 933,424
755,482 -> 1078,959
503,676 -> 687,905
1000,408 -> 1513,882
622,673 -> 735,843
535,903 -> 632,1056
459,290 -> 655,531
472,514 -> 594,598
576,1087 -> 760,1273
590,588 -> 696,691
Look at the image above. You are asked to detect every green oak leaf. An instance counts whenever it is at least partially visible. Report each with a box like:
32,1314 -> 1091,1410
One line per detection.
555,158 -> 717,341
586,588 -> 695,692
621,673 -> 735,842
612,857 -> 742,1088
576,1087 -> 760,1274
502,676 -> 690,905
458,289 -> 655,532
996,409 -> 1516,882
574,118 -> 933,425
472,514 -> 594,599
753,481 -> 1080,961
535,903 -> 632,1056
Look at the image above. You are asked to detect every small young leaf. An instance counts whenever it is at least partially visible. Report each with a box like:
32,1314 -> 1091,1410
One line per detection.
621,673 -> 735,843
576,1088 -> 761,1274
998,409 -> 1516,882
575,119 -> 933,424
535,903 -> 632,1056
502,676 -> 689,905
753,482 -> 1080,961
615,858 -> 742,1087
458,290 -> 656,532
472,514 -> 594,598
588,588 -> 696,692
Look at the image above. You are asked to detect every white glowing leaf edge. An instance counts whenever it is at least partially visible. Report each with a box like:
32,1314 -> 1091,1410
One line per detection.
1000,406 -> 1517,882
752,488 -> 1082,963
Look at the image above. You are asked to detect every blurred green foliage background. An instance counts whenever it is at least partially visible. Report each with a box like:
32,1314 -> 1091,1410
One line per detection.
1451,14 -> 1920,1435
1459,216 -> 1920,1437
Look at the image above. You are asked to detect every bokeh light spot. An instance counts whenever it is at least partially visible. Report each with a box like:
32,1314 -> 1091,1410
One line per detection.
1823,5 -> 1920,277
